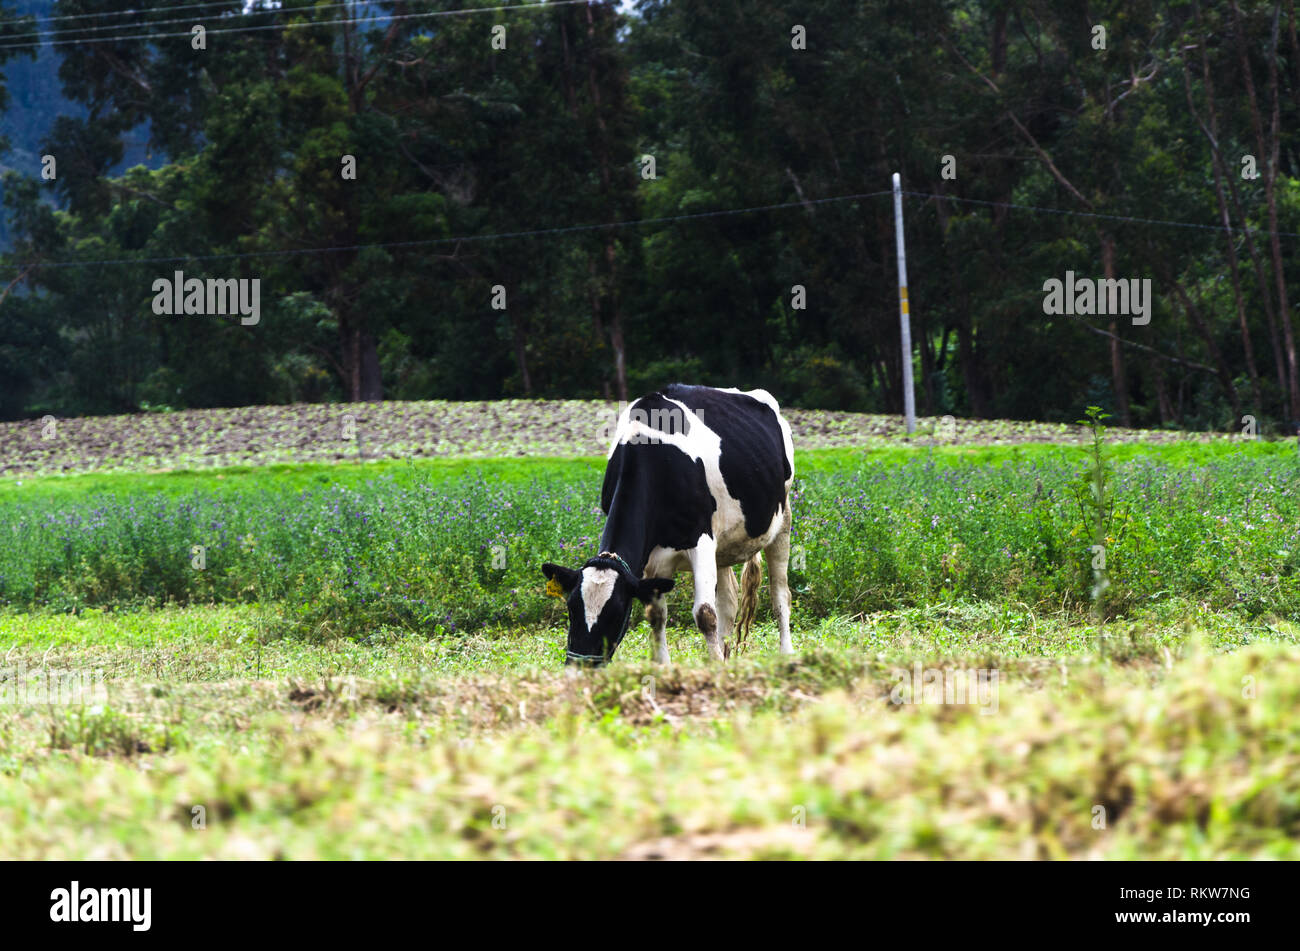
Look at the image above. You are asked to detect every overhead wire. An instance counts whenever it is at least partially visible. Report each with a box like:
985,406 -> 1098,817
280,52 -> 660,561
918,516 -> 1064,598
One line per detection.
0,0 -> 592,52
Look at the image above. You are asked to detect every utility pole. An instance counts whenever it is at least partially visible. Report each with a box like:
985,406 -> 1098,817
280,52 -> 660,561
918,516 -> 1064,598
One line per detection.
892,172 -> 917,435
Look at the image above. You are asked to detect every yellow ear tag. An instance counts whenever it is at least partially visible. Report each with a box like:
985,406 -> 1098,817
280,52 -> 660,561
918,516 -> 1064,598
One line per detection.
545,578 -> 564,598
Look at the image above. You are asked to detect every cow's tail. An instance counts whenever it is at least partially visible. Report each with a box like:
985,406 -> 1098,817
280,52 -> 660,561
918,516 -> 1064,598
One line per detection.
734,553 -> 763,656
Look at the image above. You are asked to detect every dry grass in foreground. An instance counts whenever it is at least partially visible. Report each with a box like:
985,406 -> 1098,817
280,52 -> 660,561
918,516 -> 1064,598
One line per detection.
0,637 -> 1293,859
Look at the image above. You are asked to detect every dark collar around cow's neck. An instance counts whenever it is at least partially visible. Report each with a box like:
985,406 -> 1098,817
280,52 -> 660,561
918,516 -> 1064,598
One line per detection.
566,650 -> 608,665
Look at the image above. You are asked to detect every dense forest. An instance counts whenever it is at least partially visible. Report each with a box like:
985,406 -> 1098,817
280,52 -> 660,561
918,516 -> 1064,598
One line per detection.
0,0 -> 1298,433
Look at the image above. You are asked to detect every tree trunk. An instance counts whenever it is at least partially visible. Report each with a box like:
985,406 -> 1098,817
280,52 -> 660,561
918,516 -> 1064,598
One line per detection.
919,311 -> 935,415
1232,1 -> 1299,421
335,15 -> 398,404
340,322 -> 360,402
1100,234 -> 1132,426
604,240 -> 628,402
1221,140 -> 1287,407
957,310 -> 989,417
585,3 -> 628,401
1181,51 -> 1263,413
1163,266 -> 1242,424
991,7 -> 1007,77
337,319 -> 381,402
511,314 -> 533,395
1153,359 -> 1176,426
359,330 -> 382,401
1262,5 -> 1299,422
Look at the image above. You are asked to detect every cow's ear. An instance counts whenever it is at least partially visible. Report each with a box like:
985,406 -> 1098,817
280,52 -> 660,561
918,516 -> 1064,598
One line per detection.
541,563 -> 581,596
635,576 -> 675,602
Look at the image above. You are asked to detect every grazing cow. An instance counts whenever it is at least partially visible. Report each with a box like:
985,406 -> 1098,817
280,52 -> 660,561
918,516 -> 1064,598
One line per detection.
541,384 -> 794,666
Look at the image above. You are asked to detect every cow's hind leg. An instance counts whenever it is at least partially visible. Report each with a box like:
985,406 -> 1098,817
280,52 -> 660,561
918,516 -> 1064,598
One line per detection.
645,592 -> 670,664
688,536 -> 724,661
716,564 -> 738,658
765,502 -> 794,655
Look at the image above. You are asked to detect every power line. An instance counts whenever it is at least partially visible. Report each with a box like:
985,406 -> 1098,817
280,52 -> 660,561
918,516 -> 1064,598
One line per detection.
0,1 -> 283,28
0,1 -> 461,45
0,190 -> 894,272
0,0 -> 592,52
5,185 -> 1294,274
906,190 -> 1300,240
0,1 -> 382,44
0,0 -> 563,29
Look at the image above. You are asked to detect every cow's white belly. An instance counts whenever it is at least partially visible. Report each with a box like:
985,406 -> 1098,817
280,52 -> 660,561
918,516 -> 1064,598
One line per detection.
713,520 -> 772,565
643,501 -> 786,577
644,545 -> 692,577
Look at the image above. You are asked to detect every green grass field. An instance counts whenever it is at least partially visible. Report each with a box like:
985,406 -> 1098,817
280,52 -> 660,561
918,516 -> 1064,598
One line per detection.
2,410 -> 1297,858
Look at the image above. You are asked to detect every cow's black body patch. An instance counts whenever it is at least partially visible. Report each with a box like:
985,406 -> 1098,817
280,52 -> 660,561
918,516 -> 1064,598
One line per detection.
654,383 -> 790,538
600,434 -> 715,561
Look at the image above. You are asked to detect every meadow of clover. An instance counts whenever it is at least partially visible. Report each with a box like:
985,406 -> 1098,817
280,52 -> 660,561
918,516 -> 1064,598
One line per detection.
0,401 -> 1297,858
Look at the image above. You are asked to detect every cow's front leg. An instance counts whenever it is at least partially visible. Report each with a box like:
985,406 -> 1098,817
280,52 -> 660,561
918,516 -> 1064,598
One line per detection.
645,593 -> 670,664
688,535 -> 723,661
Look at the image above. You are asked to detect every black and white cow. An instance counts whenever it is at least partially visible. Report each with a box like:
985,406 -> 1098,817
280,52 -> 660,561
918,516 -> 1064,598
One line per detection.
541,384 -> 794,666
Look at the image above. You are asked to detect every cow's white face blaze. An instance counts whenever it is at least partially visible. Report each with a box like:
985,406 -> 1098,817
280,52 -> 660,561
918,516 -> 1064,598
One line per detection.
580,567 -> 618,632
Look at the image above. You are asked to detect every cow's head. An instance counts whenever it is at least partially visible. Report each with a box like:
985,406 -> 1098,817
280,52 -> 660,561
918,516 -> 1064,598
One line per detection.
541,553 -> 674,666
